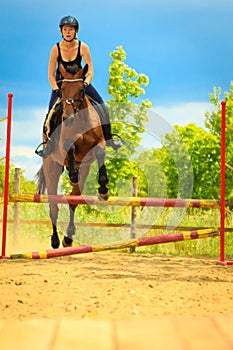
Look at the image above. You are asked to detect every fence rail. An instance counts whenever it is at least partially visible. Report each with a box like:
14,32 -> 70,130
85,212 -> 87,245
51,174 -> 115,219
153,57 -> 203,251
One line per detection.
1,219 -> 233,232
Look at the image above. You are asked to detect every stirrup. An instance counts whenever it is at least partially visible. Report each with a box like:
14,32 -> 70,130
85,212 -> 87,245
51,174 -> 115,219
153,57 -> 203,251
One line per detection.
35,142 -> 47,157
111,133 -> 123,142
108,134 -> 123,151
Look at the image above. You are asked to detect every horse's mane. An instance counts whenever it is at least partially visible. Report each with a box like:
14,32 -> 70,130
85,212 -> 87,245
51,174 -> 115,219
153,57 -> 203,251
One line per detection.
65,64 -> 80,75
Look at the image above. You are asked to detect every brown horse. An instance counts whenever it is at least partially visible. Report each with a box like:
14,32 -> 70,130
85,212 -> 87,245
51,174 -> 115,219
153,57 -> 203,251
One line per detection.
36,64 -> 109,248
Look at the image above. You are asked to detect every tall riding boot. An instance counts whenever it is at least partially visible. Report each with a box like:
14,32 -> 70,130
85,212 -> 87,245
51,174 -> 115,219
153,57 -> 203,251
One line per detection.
35,100 -> 61,158
101,108 -> 123,151
101,124 -> 123,151
35,113 -> 55,158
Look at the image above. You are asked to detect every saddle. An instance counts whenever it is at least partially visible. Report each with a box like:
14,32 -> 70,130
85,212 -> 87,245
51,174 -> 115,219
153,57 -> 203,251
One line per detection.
43,96 -> 106,142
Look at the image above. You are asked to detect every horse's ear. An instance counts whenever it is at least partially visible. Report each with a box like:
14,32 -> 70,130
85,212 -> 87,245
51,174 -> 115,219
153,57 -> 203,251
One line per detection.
59,64 -> 66,76
83,64 -> 88,77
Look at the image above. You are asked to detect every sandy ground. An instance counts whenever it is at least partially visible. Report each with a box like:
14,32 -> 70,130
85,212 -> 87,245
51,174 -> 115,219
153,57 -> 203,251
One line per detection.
0,253 -> 233,321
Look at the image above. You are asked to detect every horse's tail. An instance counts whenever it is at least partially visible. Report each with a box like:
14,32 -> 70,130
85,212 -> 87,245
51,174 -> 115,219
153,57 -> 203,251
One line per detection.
35,166 -> 46,194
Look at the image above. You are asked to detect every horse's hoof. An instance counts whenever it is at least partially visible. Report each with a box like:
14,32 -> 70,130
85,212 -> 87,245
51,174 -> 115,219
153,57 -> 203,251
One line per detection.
70,180 -> 79,186
51,235 -> 60,249
98,189 -> 109,201
69,169 -> 80,185
62,236 -> 73,247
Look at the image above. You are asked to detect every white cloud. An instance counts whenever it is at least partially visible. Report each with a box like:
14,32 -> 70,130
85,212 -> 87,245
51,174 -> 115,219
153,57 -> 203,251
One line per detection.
11,146 -> 36,158
155,102 -> 212,128
12,145 -> 42,179
11,107 -> 46,144
0,107 -> 45,180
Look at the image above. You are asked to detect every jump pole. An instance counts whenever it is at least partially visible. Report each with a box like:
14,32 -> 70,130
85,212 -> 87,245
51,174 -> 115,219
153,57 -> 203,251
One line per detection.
8,194 -> 227,208
1,93 -> 13,259
10,228 -> 219,259
217,101 -> 233,265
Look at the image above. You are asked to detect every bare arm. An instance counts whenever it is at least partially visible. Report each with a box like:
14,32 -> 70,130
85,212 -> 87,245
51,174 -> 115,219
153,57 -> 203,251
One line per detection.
81,42 -> 94,85
48,45 -> 59,90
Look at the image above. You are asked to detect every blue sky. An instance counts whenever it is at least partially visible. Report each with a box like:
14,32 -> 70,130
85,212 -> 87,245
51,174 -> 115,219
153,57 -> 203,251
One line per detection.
1,0 -> 233,179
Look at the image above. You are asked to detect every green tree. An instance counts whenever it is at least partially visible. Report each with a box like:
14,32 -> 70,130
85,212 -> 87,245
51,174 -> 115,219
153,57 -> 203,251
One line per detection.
107,46 -> 151,155
148,124 -> 220,199
205,82 -> 233,199
147,125 -> 193,198
0,162 -> 37,194
134,149 -> 167,198
0,162 -> 14,193
103,46 -> 152,195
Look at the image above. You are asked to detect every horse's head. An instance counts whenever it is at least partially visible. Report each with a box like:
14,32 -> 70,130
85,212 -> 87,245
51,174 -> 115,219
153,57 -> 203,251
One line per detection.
59,64 -> 88,120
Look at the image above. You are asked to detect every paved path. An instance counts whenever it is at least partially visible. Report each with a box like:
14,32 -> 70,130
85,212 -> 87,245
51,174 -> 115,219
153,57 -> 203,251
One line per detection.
0,315 -> 233,349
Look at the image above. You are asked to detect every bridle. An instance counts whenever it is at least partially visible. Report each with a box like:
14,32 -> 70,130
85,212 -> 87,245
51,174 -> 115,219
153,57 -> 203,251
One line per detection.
60,78 -> 85,114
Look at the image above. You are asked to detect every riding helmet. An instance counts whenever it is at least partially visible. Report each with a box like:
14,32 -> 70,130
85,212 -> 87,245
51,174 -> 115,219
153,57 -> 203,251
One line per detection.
59,16 -> 79,31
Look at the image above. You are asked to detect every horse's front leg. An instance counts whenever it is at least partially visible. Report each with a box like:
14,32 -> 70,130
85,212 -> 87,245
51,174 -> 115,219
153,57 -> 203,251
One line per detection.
50,203 -> 60,249
95,145 -> 109,201
64,140 -> 80,185
62,166 -> 90,247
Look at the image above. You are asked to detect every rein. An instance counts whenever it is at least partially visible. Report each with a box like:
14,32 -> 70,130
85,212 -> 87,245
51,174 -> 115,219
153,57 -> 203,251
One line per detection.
61,78 -> 84,83
57,78 -> 84,83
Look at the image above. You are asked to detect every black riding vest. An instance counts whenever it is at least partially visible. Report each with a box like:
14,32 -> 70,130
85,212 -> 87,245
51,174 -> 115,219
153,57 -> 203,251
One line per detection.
56,41 -> 82,81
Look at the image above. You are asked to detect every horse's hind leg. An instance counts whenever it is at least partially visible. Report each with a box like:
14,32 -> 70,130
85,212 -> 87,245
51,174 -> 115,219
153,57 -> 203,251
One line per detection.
95,145 -> 109,201
62,201 -> 77,247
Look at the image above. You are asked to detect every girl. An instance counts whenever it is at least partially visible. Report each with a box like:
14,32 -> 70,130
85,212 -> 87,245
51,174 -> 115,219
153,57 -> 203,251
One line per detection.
37,15 -> 122,158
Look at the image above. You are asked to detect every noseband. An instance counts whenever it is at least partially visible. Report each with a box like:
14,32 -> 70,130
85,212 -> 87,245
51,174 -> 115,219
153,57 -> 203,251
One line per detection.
60,78 -> 85,114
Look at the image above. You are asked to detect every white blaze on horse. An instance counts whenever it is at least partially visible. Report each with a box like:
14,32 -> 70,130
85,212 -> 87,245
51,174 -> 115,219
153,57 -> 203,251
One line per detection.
36,64 -> 109,249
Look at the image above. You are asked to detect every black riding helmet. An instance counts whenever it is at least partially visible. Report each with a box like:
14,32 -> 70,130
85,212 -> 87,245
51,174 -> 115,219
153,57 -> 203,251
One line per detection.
59,16 -> 79,31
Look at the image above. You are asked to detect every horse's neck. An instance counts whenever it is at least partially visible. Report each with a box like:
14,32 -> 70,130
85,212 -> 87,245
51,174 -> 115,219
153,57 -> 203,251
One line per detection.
84,97 -> 93,109
78,97 -> 102,131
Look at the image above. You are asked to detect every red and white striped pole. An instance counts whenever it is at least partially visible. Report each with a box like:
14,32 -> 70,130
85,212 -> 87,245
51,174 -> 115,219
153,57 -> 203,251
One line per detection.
1,93 -> 13,259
